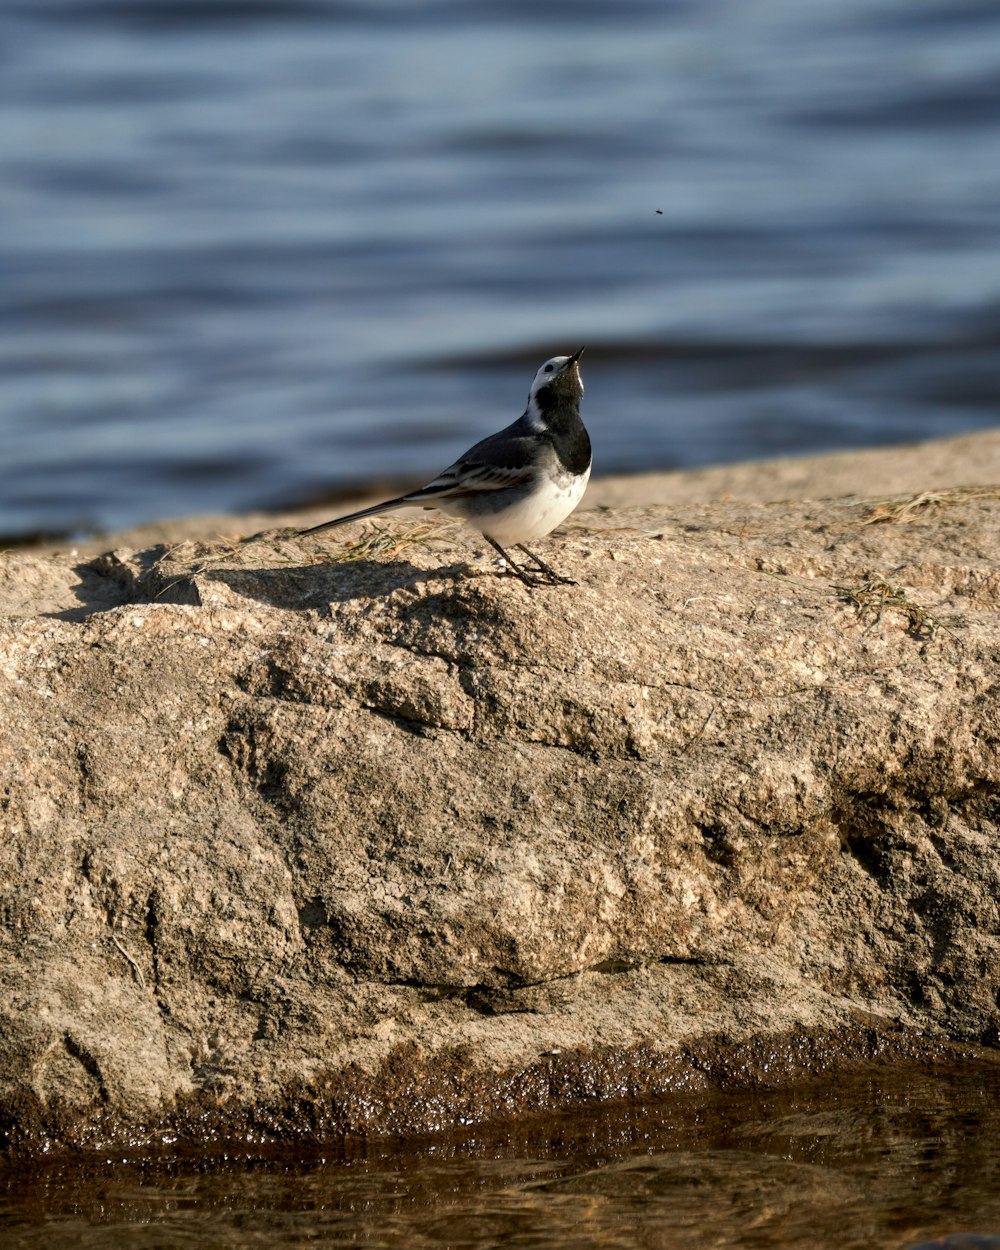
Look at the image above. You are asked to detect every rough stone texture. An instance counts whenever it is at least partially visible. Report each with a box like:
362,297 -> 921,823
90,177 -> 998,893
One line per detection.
2,431 -> 1000,1153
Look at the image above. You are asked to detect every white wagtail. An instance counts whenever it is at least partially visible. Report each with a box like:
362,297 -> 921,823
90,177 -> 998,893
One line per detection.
299,348 -> 591,588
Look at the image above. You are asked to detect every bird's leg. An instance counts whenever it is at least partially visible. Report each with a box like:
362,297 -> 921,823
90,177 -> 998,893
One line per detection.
484,537 -> 541,588
516,544 -> 577,586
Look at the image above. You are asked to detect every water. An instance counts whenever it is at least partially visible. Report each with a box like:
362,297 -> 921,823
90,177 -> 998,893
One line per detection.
3,1065 -> 1000,1248
2,0 -> 1000,538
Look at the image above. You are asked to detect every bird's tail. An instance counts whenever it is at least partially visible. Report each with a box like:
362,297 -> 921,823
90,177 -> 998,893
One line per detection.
298,493 -> 414,537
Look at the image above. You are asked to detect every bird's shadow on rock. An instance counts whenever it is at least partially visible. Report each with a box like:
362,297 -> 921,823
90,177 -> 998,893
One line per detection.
48,550 -> 162,621
194,558 -> 476,609
50,546 -> 514,621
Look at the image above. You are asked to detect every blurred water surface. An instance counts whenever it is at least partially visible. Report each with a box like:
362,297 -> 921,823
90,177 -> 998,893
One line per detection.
3,1065 -> 1000,1248
2,0 -> 999,536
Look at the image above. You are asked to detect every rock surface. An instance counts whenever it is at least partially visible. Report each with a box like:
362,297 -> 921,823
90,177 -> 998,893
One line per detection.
2,431 -> 1000,1153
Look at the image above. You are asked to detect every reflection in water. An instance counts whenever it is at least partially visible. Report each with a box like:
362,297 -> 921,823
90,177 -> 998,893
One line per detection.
3,1065 -> 1000,1248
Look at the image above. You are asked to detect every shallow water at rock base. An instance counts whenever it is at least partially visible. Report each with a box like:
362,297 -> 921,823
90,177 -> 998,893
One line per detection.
3,1062 -> 1000,1249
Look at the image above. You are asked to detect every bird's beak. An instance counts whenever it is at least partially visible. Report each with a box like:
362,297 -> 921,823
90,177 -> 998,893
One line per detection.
565,346 -> 585,367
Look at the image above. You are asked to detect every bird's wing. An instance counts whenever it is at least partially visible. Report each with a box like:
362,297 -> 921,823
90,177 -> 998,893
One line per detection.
405,424 -> 539,501
413,459 -> 532,499
302,419 -> 544,535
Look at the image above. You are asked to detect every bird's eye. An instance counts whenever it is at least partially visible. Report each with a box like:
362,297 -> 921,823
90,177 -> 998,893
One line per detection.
543,364 -> 554,373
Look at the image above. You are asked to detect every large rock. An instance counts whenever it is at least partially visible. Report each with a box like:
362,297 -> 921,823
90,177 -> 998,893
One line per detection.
2,439 -> 1000,1152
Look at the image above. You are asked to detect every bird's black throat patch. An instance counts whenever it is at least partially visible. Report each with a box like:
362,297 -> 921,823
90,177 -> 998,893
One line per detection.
535,390 -> 592,476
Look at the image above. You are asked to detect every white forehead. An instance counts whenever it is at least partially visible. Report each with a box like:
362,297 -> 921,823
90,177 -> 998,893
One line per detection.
531,355 -> 570,389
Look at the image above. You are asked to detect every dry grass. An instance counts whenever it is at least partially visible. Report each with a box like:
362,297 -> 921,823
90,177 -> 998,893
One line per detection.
318,520 -> 453,563
835,575 -> 956,639
861,486 -> 1000,525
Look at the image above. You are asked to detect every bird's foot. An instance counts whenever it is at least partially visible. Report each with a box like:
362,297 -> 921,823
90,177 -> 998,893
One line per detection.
485,538 -> 576,589
491,557 -> 541,589
515,545 -> 577,586
537,569 -> 577,586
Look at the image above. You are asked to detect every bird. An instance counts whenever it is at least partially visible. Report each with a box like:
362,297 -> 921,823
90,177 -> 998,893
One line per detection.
298,348 -> 591,588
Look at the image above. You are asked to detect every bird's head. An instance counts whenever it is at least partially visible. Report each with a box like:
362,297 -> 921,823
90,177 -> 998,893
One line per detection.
529,347 -> 585,404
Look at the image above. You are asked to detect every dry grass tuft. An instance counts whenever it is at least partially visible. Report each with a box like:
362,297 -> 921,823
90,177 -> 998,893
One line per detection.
321,520 -> 452,563
861,486 -> 1000,525
835,575 -> 957,639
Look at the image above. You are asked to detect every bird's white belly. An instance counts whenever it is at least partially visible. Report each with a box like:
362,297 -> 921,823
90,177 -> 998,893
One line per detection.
467,466 -> 591,545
